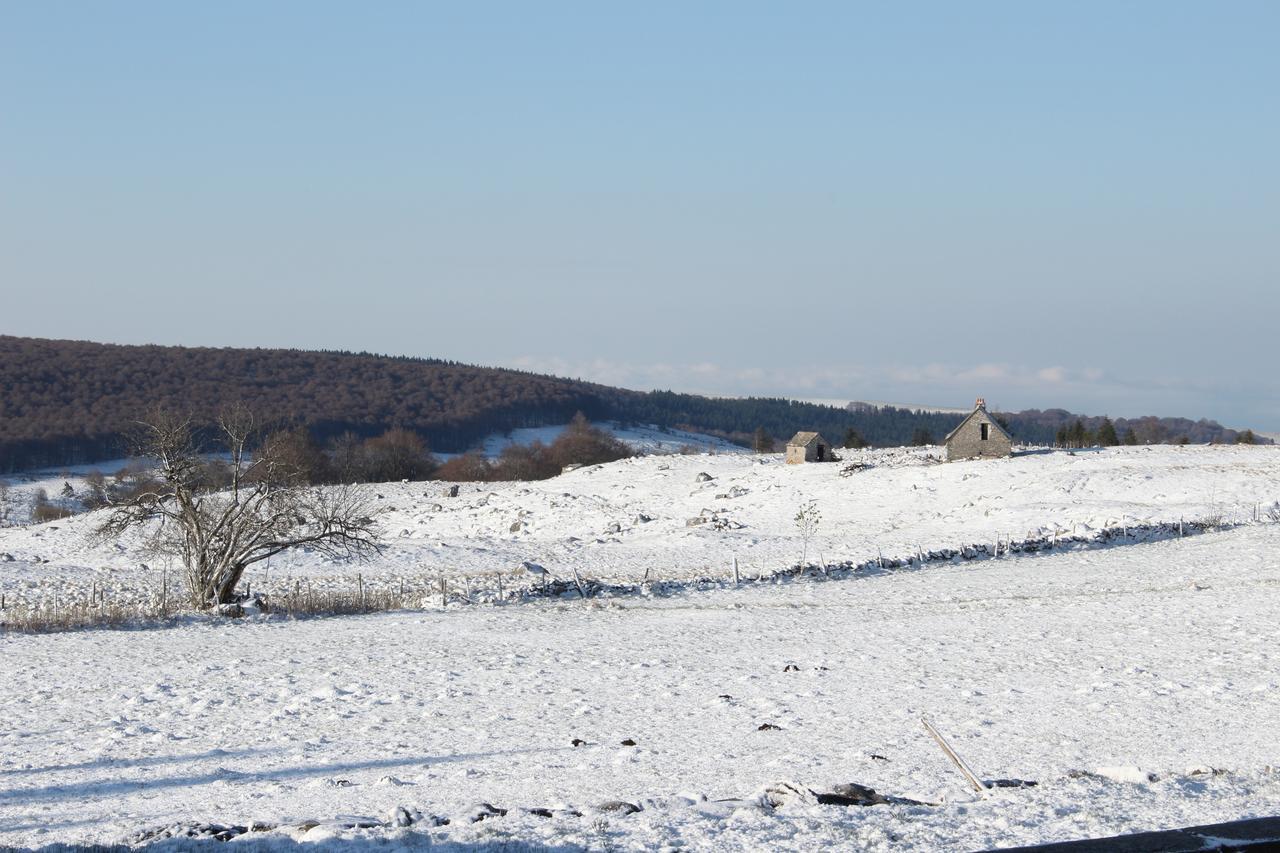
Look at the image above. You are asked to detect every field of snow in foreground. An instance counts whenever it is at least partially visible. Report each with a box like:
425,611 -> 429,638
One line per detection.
2,445 -> 1278,611
3,525 -> 1279,850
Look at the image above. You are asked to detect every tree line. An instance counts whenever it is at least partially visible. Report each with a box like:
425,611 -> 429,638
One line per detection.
0,335 -> 1268,472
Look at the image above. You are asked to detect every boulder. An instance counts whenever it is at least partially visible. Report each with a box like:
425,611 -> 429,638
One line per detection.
818,783 -> 890,806
597,801 -> 642,814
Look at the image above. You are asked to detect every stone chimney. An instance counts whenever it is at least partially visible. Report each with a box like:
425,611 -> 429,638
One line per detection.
975,397 -> 986,410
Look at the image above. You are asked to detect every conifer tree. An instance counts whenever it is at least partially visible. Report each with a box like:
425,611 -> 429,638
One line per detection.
910,427 -> 934,447
752,426 -> 775,453
1097,417 -> 1119,447
1068,419 -> 1088,448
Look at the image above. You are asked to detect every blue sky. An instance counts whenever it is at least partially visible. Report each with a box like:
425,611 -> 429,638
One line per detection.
2,2 -> 1277,428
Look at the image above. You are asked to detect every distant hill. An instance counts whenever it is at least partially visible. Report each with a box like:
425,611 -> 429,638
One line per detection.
989,408 -> 1261,446
0,335 -> 1267,472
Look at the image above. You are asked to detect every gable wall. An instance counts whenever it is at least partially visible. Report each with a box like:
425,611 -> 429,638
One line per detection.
946,411 -> 1012,460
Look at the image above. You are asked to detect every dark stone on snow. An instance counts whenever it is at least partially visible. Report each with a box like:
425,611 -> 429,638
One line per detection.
528,808 -> 554,818
870,753 -> 890,762
757,723 -> 782,731
468,803 -> 508,823
819,783 -> 890,806
130,823 -> 254,843
572,738 -> 587,747
620,738 -> 637,746
988,778 -> 1038,788
597,801 -> 642,815
782,664 -> 800,672
819,782 -> 931,808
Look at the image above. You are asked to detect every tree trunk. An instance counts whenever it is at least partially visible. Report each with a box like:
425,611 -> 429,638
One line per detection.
215,562 -> 248,605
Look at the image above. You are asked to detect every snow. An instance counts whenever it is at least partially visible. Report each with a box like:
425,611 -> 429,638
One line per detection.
2,524 -> 1279,849
2,444 -> 1280,849
0,457 -> 141,526
2,445 -> 1277,609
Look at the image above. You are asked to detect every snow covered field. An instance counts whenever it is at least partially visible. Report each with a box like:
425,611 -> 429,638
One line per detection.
3,524 -> 1279,850
1,445 -> 1277,610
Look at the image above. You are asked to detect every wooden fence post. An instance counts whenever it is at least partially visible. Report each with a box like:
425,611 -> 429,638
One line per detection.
922,717 -> 987,794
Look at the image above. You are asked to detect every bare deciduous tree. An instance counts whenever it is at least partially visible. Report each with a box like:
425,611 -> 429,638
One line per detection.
794,499 -> 821,568
98,407 -> 381,608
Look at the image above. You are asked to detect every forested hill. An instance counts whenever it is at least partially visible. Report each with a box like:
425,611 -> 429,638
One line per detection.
0,336 -> 1265,472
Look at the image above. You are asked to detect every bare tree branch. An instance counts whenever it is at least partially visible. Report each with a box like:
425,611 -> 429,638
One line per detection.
96,407 -> 382,608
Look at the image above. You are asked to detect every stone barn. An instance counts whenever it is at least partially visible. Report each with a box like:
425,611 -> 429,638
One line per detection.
944,398 -> 1013,461
786,432 -> 833,464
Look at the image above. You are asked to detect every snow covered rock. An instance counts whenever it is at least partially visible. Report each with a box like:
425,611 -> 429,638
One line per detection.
1095,765 -> 1158,784
760,781 -> 817,809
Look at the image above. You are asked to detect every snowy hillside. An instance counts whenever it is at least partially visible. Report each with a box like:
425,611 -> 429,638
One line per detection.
2,524 -> 1279,849
475,420 -> 747,458
1,445 -> 1277,608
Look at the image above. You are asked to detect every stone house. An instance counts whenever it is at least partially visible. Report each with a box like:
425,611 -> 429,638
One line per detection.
944,398 -> 1013,461
786,432 -> 833,463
